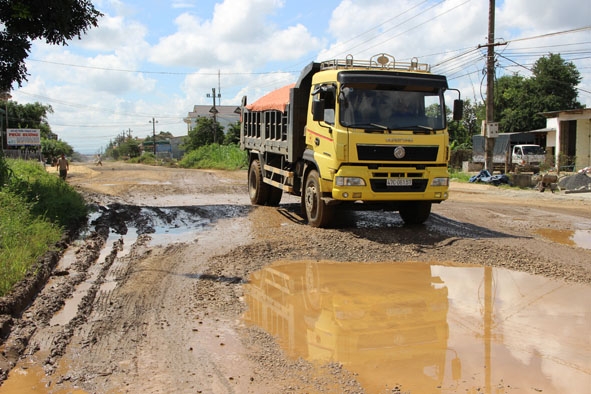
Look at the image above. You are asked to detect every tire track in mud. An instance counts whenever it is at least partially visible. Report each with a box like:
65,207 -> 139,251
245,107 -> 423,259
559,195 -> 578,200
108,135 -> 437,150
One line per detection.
0,225 -> 109,380
0,202 -> 249,384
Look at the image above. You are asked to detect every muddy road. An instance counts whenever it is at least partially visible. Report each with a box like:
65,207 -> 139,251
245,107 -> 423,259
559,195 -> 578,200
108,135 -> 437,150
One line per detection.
0,162 -> 590,394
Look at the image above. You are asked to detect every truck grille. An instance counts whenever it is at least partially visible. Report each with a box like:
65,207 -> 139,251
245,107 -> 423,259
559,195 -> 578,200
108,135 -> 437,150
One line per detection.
357,145 -> 439,162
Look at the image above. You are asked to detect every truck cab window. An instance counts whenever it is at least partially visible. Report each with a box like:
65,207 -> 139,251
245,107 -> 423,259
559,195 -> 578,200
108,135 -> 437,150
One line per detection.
313,84 -> 336,124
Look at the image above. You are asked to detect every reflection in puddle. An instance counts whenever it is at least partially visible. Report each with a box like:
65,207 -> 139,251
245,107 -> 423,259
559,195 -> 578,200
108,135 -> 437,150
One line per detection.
535,228 -> 591,249
244,261 -> 591,393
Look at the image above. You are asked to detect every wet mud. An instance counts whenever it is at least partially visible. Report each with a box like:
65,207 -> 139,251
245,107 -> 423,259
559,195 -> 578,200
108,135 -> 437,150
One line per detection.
0,163 -> 590,393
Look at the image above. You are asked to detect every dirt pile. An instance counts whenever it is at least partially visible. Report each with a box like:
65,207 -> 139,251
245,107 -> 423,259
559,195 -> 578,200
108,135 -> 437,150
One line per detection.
558,173 -> 591,191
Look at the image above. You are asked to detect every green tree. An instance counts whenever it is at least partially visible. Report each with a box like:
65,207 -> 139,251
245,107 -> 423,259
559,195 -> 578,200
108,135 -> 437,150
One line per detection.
224,122 -> 241,145
494,53 -> 583,132
6,101 -> 53,137
118,139 -> 141,158
3,101 -> 68,159
0,0 -> 102,91
184,117 -> 224,151
41,138 -> 73,160
144,131 -> 173,144
448,99 -> 485,149
532,53 -> 582,112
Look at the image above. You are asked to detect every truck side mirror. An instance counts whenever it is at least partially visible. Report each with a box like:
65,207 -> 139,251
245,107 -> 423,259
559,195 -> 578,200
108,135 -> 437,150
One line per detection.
312,99 -> 325,122
452,99 -> 463,121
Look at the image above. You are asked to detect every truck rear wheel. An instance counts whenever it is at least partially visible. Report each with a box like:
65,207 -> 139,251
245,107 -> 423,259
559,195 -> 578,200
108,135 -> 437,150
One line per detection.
398,201 -> 431,225
302,170 -> 333,227
248,159 -> 270,205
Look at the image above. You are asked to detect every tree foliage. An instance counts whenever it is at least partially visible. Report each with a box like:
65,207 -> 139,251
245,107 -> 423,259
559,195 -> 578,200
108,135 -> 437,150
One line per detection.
41,138 -> 73,159
6,101 -> 53,137
104,137 -> 141,159
224,122 -> 241,145
2,100 -> 71,159
494,53 -> 582,132
448,99 -> 485,149
144,131 -> 173,144
184,117 -> 225,151
0,0 -> 102,91
118,139 -> 141,158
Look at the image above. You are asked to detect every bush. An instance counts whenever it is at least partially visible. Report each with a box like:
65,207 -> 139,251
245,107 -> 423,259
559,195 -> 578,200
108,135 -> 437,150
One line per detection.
0,190 -> 62,295
0,154 -> 13,187
7,159 -> 87,228
180,144 -> 247,170
0,159 -> 88,296
449,169 -> 472,182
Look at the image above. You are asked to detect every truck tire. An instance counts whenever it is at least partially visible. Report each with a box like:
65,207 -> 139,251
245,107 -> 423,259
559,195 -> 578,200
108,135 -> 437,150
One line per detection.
398,201 -> 431,225
248,159 -> 270,205
302,170 -> 333,227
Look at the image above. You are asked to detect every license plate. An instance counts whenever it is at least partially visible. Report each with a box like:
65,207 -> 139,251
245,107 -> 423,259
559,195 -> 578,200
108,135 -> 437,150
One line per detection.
386,178 -> 412,186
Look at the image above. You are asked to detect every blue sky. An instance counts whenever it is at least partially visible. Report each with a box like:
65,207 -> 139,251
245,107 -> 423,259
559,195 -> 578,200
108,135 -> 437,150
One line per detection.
10,0 -> 591,154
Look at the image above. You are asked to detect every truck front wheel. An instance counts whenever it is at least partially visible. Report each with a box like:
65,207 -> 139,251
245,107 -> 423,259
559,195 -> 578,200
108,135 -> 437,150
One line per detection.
302,170 -> 333,227
398,201 -> 431,225
248,159 -> 270,205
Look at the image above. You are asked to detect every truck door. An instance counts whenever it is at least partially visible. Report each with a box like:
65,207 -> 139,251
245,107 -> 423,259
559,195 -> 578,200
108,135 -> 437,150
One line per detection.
513,146 -> 522,159
308,84 -> 346,169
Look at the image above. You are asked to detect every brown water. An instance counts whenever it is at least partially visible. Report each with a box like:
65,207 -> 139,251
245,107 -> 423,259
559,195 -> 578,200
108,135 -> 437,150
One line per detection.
535,228 -> 591,249
244,261 -> 591,393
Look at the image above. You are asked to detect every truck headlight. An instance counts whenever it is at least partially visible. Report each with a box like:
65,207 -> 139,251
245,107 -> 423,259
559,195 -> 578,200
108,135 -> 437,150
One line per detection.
431,177 -> 449,187
335,176 -> 366,186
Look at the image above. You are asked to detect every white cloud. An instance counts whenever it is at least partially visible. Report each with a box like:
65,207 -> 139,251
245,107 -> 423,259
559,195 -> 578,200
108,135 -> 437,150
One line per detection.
8,0 -> 590,153
149,0 -> 317,69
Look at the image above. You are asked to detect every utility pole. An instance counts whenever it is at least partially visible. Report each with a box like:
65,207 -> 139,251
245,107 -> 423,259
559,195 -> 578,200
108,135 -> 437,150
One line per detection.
207,87 -> 220,143
149,118 -> 158,155
485,0 -> 496,172
478,0 -> 505,172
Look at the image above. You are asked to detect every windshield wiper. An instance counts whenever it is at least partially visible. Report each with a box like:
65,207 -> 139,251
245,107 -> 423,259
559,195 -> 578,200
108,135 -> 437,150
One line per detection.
344,123 -> 386,132
393,125 -> 434,134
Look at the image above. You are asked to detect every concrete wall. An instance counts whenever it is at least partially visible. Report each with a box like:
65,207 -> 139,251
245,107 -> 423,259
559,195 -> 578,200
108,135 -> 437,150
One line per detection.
575,119 -> 591,169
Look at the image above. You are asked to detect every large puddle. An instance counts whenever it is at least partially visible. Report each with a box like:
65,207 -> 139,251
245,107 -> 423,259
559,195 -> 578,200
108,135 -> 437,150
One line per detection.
243,261 -> 591,393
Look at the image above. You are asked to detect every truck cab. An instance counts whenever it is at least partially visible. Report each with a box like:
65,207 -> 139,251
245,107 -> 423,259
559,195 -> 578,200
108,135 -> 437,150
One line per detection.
511,144 -> 546,173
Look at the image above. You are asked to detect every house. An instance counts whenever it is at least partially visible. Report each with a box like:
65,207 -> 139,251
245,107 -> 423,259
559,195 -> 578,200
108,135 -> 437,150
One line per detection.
541,108 -> 591,171
185,105 -> 241,132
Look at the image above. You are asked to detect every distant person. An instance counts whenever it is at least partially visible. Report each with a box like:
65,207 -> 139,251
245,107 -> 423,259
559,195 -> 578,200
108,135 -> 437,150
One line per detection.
56,154 -> 69,180
96,154 -> 103,166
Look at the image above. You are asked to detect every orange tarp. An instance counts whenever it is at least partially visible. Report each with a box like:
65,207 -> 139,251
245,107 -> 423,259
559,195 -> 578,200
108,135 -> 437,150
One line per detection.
246,83 -> 295,112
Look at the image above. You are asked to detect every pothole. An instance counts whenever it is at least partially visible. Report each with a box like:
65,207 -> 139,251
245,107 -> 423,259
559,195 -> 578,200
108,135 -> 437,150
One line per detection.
244,260 -> 591,394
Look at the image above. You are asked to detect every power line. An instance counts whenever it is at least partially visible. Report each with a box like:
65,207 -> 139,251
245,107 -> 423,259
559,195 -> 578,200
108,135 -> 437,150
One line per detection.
16,90 -> 184,120
28,58 -> 299,76
505,26 -> 591,44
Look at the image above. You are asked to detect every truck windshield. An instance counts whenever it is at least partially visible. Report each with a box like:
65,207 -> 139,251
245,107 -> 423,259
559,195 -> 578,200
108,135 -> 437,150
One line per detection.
339,85 -> 445,131
522,146 -> 545,155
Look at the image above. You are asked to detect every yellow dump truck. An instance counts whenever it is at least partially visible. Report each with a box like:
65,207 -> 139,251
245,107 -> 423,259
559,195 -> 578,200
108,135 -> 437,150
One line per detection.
240,53 -> 462,227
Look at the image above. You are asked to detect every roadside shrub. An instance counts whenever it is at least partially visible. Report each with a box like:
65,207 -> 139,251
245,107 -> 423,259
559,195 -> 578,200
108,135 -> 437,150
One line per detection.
0,154 -> 13,187
0,189 -> 62,296
8,159 -> 87,228
449,169 -> 472,182
180,144 -> 247,170
0,159 -> 88,296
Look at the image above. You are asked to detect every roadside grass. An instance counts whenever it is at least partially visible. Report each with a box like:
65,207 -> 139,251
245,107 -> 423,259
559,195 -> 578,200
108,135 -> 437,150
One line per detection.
179,144 -> 248,170
449,169 -> 473,182
0,159 -> 87,296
